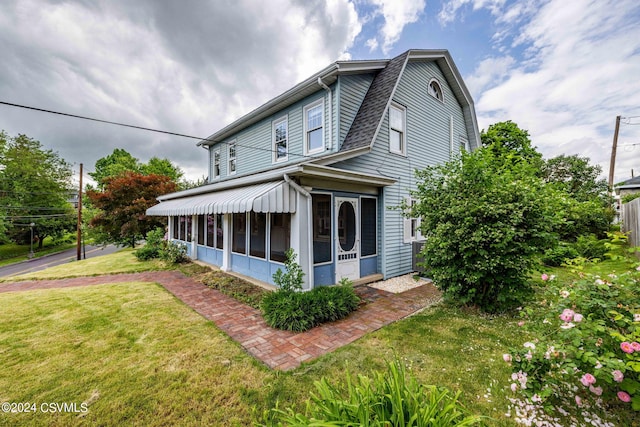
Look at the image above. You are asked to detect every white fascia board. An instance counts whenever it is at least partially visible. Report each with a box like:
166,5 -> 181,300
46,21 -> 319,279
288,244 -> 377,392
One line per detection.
295,164 -> 396,187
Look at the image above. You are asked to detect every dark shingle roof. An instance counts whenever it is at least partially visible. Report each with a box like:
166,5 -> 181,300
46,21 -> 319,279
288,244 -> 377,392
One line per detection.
339,51 -> 409,152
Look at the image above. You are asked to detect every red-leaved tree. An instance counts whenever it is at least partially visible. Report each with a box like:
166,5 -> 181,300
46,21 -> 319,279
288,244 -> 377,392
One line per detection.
87,172 -> 177,247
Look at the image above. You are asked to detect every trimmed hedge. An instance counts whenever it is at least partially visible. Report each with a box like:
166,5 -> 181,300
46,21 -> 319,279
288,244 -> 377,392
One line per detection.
261,283 -> 360,332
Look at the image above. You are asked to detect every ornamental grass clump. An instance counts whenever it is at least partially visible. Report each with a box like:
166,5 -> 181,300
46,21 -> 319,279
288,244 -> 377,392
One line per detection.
503,269 -> 640,425
259,359 -> 484,426
261,249 -> 359,332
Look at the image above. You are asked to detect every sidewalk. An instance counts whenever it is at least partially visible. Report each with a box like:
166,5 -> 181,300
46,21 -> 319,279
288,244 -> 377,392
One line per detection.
0,271 -> 441,370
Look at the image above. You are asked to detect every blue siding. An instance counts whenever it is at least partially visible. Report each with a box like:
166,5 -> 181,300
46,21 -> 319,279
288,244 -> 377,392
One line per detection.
197,245 -> 223,267
333,61 -> 471,279
314,264 -> 335,286
338,74 -> 374,146
360,256 -> 378,277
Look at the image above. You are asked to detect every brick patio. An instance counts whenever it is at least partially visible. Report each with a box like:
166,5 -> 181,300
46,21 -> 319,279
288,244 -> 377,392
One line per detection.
0,271 -> 441,371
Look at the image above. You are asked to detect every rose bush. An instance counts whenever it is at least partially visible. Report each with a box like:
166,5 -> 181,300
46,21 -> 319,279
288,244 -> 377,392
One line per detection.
504,270 -> 640,422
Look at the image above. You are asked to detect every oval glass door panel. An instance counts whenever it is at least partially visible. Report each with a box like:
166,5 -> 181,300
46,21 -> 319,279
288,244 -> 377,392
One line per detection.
338,201 -> 356,251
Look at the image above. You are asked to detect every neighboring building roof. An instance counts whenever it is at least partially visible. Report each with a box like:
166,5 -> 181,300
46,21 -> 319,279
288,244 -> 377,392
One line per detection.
616,176 -> 640,188
198,49 -> 480,153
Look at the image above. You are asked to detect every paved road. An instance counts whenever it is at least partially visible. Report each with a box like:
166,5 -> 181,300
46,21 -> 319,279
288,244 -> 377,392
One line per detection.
0,245 -> 120,278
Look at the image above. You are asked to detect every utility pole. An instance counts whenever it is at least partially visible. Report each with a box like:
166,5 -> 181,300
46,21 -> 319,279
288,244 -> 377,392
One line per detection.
608,115 -> 621,189
76,163 -> 83,261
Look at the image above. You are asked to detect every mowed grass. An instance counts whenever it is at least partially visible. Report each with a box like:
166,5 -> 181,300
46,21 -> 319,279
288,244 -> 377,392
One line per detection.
0,251 -> 530,426
0,249 -> 168,282
0,282 -> 271,426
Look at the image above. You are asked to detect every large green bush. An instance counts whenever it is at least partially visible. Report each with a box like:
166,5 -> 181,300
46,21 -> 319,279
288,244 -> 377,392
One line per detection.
260,359 -> 484,426
409,149 -> 561,312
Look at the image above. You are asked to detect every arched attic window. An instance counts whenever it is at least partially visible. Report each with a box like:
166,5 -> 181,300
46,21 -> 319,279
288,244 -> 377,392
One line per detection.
428,79 -> 443,102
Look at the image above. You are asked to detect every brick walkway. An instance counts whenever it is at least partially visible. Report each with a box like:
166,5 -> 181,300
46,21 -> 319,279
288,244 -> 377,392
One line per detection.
0,271 -> 441,371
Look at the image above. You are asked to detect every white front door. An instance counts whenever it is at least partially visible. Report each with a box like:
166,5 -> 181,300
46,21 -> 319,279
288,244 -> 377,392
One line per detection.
335,197 -> 360,282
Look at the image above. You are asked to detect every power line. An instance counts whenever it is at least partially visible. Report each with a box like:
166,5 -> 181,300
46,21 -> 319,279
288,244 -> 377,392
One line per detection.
0,100 -> 315,160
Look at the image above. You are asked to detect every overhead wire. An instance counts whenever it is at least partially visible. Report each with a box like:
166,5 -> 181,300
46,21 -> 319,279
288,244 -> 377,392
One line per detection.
0,100 -> 317,160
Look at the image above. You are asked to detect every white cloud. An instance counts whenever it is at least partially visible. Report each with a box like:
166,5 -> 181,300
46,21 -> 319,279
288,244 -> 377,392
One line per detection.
465,0 -> 640,184
0,0 -> 363,181
368,0 -> 425,54
438,0 -> 505,25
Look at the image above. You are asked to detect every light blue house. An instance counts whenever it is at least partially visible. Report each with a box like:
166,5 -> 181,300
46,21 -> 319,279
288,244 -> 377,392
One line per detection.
147,49 -> 480,289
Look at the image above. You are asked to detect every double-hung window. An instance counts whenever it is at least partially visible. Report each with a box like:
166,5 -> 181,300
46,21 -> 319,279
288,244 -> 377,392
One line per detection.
273,117 -> 288,162
228,142 -> 236,175
213,149 -> 220,179
304,100 -> 324,154
389,103 -> 406,155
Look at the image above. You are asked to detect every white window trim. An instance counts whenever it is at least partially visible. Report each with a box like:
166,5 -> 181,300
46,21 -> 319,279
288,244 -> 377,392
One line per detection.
389,102 -> 407,156
360,196 -> 378,258
272,115 -> 288,163
303,98 -> 325,155
403,197 -> 423,244
213,149 -> 221,180
460,135 -> 470,152
227,140 -> 237,176
428,78 -> 444,103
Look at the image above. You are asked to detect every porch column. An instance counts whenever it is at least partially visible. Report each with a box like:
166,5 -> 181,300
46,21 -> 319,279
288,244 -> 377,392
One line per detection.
290,191 -> 313,290
191,214 -> 198,260
221,213 -> 231,271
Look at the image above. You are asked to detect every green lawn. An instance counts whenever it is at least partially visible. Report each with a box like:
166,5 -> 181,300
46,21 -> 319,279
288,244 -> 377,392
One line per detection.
0,237 -> 76,267
2,251 -> 633,426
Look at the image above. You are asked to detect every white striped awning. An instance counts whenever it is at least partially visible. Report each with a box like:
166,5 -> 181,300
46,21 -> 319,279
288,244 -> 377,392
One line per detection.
146,181 -> 296,216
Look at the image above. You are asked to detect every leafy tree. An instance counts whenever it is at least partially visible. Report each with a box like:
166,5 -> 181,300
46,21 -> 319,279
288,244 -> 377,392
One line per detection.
542,155 -> 613,240
86,172 -> 177,247
409,148 -> 561,312
542,154 -> 609,202
88,148 -> 141,187
141,157 -> 184,183
480,120 -> 543,168
0,132 -> 75,247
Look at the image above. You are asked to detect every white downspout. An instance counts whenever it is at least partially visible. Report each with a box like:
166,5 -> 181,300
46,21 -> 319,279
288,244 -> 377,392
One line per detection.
317,77 -> 333,151
284,174 -> 314,289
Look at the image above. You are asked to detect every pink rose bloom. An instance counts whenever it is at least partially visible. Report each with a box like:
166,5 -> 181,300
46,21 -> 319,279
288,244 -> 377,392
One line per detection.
618,391 -> 632,403
518,321 -> 525,327
575,395 -> 582,406
510,383 -> 517,392
503,354 -> 512,363
621,342 -> 634,354
632,342 -> 640,352
612,370 -> 624,382
580,373 -> 596,387
560,309 -> 575,322
541,274 -> 549,281
589,385 -> 603,396
573,313 -> 583,322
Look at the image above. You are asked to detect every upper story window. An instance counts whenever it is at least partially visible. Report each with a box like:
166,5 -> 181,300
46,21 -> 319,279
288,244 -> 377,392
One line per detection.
304,99 -> 324,154
459,136 -> 470,152
389,103 -> 406,155
273,116 -> 288,162
428,79 -> 443,102
213,149 -> 220,179
228,141 -> 237,175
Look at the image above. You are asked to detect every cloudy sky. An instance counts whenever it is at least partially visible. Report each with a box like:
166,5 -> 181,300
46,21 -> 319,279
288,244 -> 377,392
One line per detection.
1,0 -> 639,186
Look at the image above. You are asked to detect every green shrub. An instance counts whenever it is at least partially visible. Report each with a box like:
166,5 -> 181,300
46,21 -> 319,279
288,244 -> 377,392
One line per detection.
573,234 -> 607,260
260,282 -> 360,332
160,240 -> 188,264
410,148 -> 560,313
272,248 -> 304,292
134,245 -> 160,261
260,359 -> 484,426
541,243 -> 579,266
622,192 -> 640,204
134,227 -> 165,261
506,270 -> 640,421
